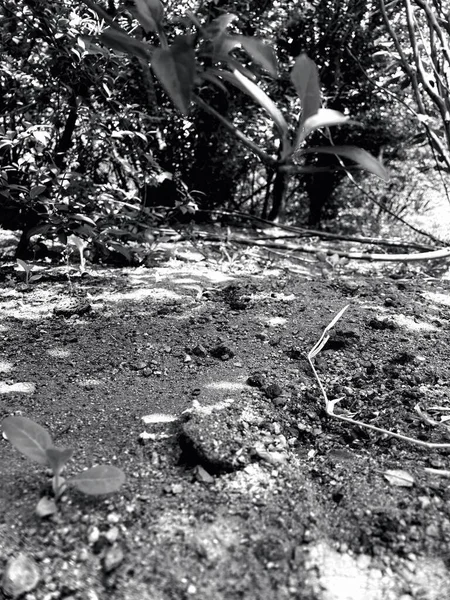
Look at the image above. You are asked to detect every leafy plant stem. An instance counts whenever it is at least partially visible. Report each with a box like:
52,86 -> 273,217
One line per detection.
192,93 -> 276,167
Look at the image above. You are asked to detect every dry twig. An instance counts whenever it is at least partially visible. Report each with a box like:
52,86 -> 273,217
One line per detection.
307,306 -> 450,449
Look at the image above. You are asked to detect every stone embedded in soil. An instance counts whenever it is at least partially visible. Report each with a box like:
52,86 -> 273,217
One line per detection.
178,402 -> 253,474
195,465 -> 215,483
191,344 -> 208,357
53,298 -> 91,317
1,553 -> 40,599
209,344 -> 235,360
368,316 -> 397,330
102,544 -> 124,573
246,373 -> 266,388
263,382 -> 283,399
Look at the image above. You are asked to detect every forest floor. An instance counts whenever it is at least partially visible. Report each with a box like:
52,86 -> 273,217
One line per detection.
1,230 -> 450,600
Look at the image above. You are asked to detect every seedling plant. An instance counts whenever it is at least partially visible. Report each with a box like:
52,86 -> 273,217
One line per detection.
2,416 -> 125,515
16,259 -> 43,285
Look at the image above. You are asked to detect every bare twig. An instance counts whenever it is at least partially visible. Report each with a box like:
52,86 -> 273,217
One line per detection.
307,306 -> 450,449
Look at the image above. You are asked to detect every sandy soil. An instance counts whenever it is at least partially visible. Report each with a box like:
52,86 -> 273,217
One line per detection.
1,250 -> 450,600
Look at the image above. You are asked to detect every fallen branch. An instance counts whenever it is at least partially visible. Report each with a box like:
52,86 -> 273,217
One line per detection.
201,209 -> 437,251
307,305 -> 450,449
202,232 -> 450,263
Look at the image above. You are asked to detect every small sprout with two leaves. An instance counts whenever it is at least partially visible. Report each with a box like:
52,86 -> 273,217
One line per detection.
1,416 -> 125,516
16,259 -> 42,285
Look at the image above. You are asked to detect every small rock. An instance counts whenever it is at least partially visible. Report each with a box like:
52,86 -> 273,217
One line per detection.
171,483 -> 183,495
272,396 -> 287,407
107,512 -> 120,524
425,523 -> 439,538
1,553 -> 40,599
87,526 -> 100,544
253,445 -> 288,465
192,344 -> 208,358
35,497 -> 57,518
77,548 -> 90,562
105,527 -> 119,544
271,423 -> 281,435
103,544 -> 124,573
418,495 -> 431,509
264,383 -> 283,399
210,344 -> 235,360
131,361 -> 147,371
246,373 -> 266,388
285,347 -> 303,360
368,316 -> 396,330
195,465 -> 215,484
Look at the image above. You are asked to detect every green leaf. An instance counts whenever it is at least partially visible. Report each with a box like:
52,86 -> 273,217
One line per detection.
100,27 -> 152,61
2,417 -> 53,465
296,108 -> 356,147
211,33 -> 240,59
29,185 -> 47,200
46,447 -> 74,476
133,0 -> 164,33
108,242 -> 133,262
218,69 -> 288,138
69,465 -> 126,495
202,15 -> 239,59
290,54 -> 321,124
204,14 -> 238,39
32,131 -> 51,145
111,130 -> 148,142
152,36 -> 196,114
16,259 -> 31,273
299,145 -> 390,181
70,213 -> 97,227
233,35 -> 278,77
198,71 -> 229,94
28,274 -> 43,283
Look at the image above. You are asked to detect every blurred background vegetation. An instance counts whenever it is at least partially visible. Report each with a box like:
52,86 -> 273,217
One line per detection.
1,0 -> 449,263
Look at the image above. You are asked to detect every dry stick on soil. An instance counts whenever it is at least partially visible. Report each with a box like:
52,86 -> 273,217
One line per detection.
208,234 -> 450,263
203,209 -> 436,251
307,305 -> 450,449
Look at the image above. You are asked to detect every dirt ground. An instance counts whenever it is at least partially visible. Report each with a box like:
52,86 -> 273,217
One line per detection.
1,237 -> 450,600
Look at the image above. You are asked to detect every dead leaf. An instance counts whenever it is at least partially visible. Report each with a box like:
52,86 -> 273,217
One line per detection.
384,469 -> 415,487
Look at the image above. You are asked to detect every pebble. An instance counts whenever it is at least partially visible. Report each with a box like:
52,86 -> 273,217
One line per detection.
107,513 -> 120,524
171,483 -> 183,494
103,545 -> 124,573
105,527 -> 119,543
425,523 -> 439,537
1,553 -> 40,598
271,423 -> 281,435
87,526 -> 100,544
77,548 -> 90,562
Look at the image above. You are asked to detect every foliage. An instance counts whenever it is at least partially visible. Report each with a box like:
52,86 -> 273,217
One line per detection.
2,0 -> 440,260
0,0 -> 171,260
378,0 -> 450,171
2,415 -> 125,514
16,258 -> 42,284
93,0 -> 388,224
